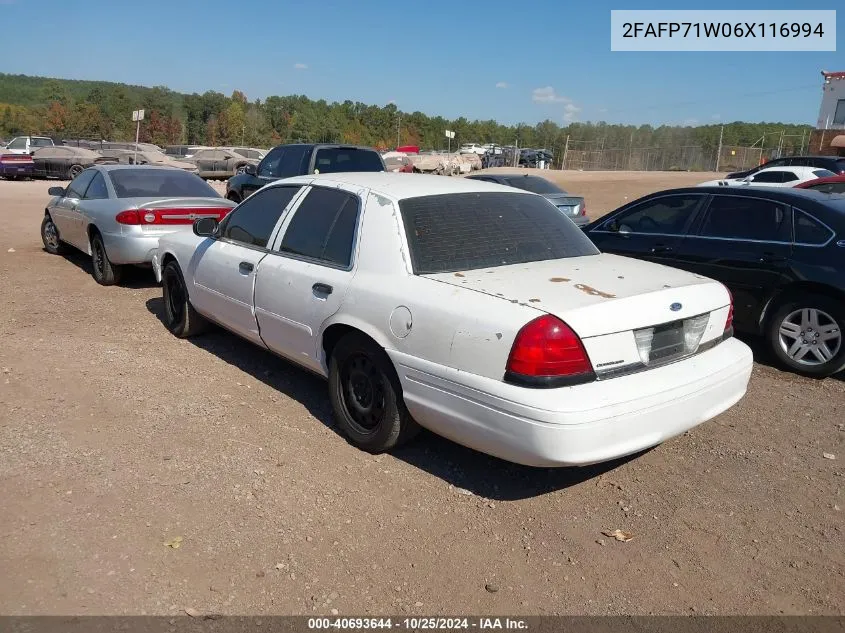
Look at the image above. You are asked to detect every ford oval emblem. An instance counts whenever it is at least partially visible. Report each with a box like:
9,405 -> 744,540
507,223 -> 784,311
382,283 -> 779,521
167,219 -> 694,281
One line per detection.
670,302 -> 682,312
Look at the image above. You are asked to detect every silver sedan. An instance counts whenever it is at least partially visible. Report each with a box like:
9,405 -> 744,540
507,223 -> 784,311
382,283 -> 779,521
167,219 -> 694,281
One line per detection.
40,165 -> 236,285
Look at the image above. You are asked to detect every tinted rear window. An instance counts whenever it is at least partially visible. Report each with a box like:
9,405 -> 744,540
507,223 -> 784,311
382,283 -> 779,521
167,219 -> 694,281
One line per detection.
399,192 -> 599,274
108,168 -> 220,198
503,176 -> 563,194
313,148 -> 384,174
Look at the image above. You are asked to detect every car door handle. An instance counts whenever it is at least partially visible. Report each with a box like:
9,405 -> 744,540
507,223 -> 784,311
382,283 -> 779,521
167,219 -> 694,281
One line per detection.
759,253 -> 787,264
650,244 -> 674,254
238,261 -> 254,273
312,283 -> 333,295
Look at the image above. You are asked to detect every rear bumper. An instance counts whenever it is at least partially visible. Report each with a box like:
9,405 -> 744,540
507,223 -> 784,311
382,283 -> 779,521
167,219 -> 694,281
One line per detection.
99,232 -> 165,265
389,337 -> 753,467
0,164 -> 34,176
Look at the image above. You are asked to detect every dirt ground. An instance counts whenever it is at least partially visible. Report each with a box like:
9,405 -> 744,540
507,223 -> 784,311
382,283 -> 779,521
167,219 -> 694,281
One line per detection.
0,172 -> 842,617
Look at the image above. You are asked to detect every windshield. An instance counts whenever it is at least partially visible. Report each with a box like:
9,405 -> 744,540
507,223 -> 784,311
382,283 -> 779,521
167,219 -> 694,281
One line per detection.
313,147 -> 384,173
503,176 -> 563,194
399,192 -> 599,274
108,168 -> 220,198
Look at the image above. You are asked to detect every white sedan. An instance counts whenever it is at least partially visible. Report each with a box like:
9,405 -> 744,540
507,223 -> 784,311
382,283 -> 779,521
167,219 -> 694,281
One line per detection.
152,173 -> 753,467
698,165 -> 836,188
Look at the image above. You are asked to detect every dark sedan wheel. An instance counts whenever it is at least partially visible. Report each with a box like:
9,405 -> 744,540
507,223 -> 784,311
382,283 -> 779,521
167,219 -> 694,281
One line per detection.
40,215 -> 66,255
328,332 -> 420,452
768,294 -> 845,378
161,261 -> 208,338
67,164 -> 84,179
90,232 -> 123,286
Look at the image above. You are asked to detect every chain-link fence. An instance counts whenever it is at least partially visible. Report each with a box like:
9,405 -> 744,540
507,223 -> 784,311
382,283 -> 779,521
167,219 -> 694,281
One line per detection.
562,141 -> 715,171
716,145 -> 763,172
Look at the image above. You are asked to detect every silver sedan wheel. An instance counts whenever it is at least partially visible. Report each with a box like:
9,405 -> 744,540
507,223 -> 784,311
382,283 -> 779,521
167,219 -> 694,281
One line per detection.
43,218 -> 60,249
778,308 -> 842,366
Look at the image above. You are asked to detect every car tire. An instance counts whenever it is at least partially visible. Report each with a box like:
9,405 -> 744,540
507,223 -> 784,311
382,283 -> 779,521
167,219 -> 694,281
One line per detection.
767,293 -> 845,378
67,164 -> 84,179
89,231 -> 123,286
161,261 -> 208,338
41,214 -> 67,255
328,332 -> 420,453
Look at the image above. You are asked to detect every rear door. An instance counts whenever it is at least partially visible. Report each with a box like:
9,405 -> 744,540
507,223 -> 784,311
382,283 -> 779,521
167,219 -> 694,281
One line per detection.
586,193 -> 705,266
671,194 -> 793,332
254,185 -> 362,373
190,185 -> 304,344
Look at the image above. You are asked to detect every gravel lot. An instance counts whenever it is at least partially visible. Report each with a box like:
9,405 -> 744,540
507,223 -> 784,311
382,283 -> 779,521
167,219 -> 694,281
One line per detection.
0,172 -> 843,616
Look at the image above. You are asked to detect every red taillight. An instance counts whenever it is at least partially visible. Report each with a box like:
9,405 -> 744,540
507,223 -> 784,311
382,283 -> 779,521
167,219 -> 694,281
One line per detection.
116,207 -> 231,226
580,200 -> 587,216
0,154 -> 33,164
505,315 -> 594,387
115,210 -> 141,224
724,288 -> 734,334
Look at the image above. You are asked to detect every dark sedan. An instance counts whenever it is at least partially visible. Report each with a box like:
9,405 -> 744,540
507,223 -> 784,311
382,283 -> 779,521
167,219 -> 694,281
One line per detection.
795,174 -> 845,194
584,186 -> 845,377
465,173 -> 589,227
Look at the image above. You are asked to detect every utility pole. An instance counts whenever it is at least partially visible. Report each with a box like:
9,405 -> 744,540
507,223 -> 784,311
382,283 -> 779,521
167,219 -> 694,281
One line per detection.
715,125 -> 724,172
397,114 -> 401,148
799,129 -> 806,155
777,130 -> 785,158
562,135 -> 570,170
819,116 -> 830,152
627,129 -> 634,170
242,125 -> 245,146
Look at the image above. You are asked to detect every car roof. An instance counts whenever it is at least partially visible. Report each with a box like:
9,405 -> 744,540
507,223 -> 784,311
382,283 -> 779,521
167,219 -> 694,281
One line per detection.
95,164 -> 188,172
469,173 -> 542,180
755,166 -> 824,173
275,172 -> 521,200
651,185 -> 845,206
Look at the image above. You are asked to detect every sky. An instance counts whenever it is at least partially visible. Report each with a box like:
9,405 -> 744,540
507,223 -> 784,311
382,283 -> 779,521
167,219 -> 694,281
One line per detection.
0,0 -> 841,127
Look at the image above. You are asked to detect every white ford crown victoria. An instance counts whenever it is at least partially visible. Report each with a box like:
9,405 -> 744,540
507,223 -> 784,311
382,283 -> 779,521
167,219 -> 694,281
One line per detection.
152,173 -> 753,467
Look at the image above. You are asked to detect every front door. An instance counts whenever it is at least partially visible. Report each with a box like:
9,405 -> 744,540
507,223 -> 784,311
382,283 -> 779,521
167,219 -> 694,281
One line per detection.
53,168 -> 97,248
586,193 -> 706,267
672,193 -> 794,332
254,185 -> 362,373
189,184 -> 306,344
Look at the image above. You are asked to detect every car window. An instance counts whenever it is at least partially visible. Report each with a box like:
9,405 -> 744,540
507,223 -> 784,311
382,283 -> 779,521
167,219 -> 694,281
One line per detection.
32,138 -> 52,148
399,192 -> 599,274
608,194 -> 702,235
279,187 -> 360,267
793,210 -> 833,245
812,169 -> 836,179
258,146 -> 285,178
66,169 -> 97,199
780,172 -> 799,183
698,196 -> 791,242
221,186 -> 301,248
751,171 -> 783,183
312,147 -> 384,174
277,145 -> 309,178
502,176 -> 563,194
83,172 -> 109,200
108,168 -> 219,198
7,138 -> 25,150
807,181 -> 845,194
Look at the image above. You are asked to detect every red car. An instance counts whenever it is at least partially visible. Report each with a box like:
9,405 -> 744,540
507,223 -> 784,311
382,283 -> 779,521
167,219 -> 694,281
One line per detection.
794,173 -> 845,194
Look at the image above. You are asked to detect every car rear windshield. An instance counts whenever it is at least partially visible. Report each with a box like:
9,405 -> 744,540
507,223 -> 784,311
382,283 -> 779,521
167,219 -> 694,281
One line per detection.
399,192 -> 599,274
813,169 -> 836,178
108,168 -> 220,198
503,176 -> 563,194
313,148 -> 384,173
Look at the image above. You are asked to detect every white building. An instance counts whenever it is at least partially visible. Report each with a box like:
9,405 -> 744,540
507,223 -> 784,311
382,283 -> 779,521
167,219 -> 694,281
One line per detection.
817,70 -> 845,130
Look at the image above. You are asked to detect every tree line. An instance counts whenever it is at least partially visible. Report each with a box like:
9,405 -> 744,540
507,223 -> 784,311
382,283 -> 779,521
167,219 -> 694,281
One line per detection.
0,73 -> 814,158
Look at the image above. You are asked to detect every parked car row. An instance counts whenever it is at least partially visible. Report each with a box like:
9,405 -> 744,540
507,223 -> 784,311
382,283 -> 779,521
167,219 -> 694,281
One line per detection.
34,144 -> 844,470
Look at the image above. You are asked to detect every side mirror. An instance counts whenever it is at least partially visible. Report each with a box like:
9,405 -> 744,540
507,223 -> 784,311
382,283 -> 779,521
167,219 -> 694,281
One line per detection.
243,164 -> 257,176
193,217 -> 219,237
48,186 -> 66,197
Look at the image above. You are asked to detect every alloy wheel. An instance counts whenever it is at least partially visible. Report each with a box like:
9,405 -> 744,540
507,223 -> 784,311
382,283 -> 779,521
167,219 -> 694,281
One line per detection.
778,308 -> 842,366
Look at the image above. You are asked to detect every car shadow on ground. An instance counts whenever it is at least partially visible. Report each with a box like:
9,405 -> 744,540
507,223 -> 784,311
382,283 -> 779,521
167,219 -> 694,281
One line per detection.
56,248 -> 160,289
145,296 -> 634,500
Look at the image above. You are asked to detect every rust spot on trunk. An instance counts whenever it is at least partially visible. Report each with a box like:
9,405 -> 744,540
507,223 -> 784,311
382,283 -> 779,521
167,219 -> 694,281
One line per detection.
529,298 -> 541,303
454,272 -> 465,277
574,283 -> 616,299
549,277 -> 570,283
